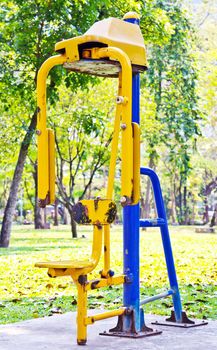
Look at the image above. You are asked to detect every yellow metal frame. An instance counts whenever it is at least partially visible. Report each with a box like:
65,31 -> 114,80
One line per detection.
85,308 -> 126,325
37,46 -> 138,206
132,122 -> 140,204
36,225 -> 103,279
36,43 -> 141,345
94,47 -> 133,203
37,55 -> 67,206
76,274 -> 125,343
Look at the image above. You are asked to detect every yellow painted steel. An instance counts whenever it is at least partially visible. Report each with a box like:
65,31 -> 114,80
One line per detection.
101,225 -> 111,277
101,78 -> 122,277
37,55 -> 66,206
47,268 -> 74,278
35,225 -> 102,279
77,199 -> 115,225
106,82 -> 122,199
132,122 -> 140,204
55,17 -> 147,68
35,259 -> 94,270
36,225 -> 103,344
35,13 -> 148,345
123,11 -> 140,20
85,275 -> 125,291
48,129 -> 55,204
95,47 -> 133,202
85,308 -> 126,325
77,282 -> 88,345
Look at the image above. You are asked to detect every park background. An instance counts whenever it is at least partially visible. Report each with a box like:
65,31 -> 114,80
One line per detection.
0,0 -> 217,324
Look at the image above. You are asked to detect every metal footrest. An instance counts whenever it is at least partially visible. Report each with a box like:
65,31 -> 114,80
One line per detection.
151,311 -> 208,328
140,218 -> 165,228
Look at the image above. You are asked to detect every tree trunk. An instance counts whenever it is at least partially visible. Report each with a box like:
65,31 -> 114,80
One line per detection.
62,206 -> 68,225
65,203 -> 77,238
140,197 -> 145,219
144,178 -> 152,218
177,181 -> 183,224
54,199 -> 58,226
210,204 -> 217,227
183,185 -> 187,225
33,162 -> 43,229
34,205 -> 43,229
191,199 -> 195,225
143,154 -> 155,218
0,110 -> 37,247
170,184 -> 177,224
202,201 -> 209,225
69,210 -> 77,238
43,207 -> 47,226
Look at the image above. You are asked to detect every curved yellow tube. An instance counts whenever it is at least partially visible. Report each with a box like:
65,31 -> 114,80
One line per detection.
37,55 -> 66,205
97,47 -> 133,202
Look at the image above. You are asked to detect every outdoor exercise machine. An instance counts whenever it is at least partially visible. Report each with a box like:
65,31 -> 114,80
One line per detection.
35,12 -> 207,345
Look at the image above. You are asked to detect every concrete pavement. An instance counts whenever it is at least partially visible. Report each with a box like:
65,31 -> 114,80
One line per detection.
0,311 -> 216,350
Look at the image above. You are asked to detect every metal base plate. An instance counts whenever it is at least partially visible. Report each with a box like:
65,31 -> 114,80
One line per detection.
151,311 -> 208,328
100,328 -> 162,339
99,310 -> 162,339
151,319 -> 208,328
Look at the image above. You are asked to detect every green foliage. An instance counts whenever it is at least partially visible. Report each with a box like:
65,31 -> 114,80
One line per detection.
0,0 -> 175,106
0,0 -> 109,105
0,0 -> 216,229
144,1 -> 201,148
101,0 -> 175,45
50,79 -> 116,205
0,225 -> 216,324
141,1 -> 203,223
0,0 -> 177,216
140,0 -> 175,45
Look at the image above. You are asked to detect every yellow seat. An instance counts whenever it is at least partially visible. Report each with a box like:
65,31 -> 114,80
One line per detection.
35,259 -> 94,269
35,200 -> 117,277
35,225 -> 103,279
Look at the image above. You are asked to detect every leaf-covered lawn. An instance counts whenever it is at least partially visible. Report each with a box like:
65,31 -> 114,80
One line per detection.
0,225 -> 217,324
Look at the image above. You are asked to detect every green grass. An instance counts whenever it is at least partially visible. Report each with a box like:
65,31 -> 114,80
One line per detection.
0,224 -> 217,324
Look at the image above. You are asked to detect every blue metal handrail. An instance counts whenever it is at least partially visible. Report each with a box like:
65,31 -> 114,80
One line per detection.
140,167 -> 183,323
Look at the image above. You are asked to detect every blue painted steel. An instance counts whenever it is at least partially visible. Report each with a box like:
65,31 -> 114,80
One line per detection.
123,204 -> 140,331
139,218 -> 165,228
140,167 -> 183,322
123,16 -> 141,332
125,17 -> 140,25
140,289 -> 174,306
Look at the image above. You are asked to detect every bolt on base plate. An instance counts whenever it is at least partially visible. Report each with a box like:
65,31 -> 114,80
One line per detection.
151,311 -> 208,328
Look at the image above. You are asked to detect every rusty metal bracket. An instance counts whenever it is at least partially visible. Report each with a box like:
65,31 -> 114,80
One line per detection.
100,308 -> 162,338
38,193 -> 50,208
72,199 -> 117,225
151,310 -> 208,328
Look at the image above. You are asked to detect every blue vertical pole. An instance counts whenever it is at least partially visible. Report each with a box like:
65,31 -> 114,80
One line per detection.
123,14 -> 141,332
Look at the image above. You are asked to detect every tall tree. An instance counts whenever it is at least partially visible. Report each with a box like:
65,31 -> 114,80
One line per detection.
0,0 -> 183,246
0,0 -> 113,247
141,0 -> 202,223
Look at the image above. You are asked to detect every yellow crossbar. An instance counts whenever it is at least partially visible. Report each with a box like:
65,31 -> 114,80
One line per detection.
85,275 -> 125,291
85,308 -> 126,325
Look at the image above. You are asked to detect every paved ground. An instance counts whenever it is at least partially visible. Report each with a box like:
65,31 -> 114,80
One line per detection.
0,311 -> 216,350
